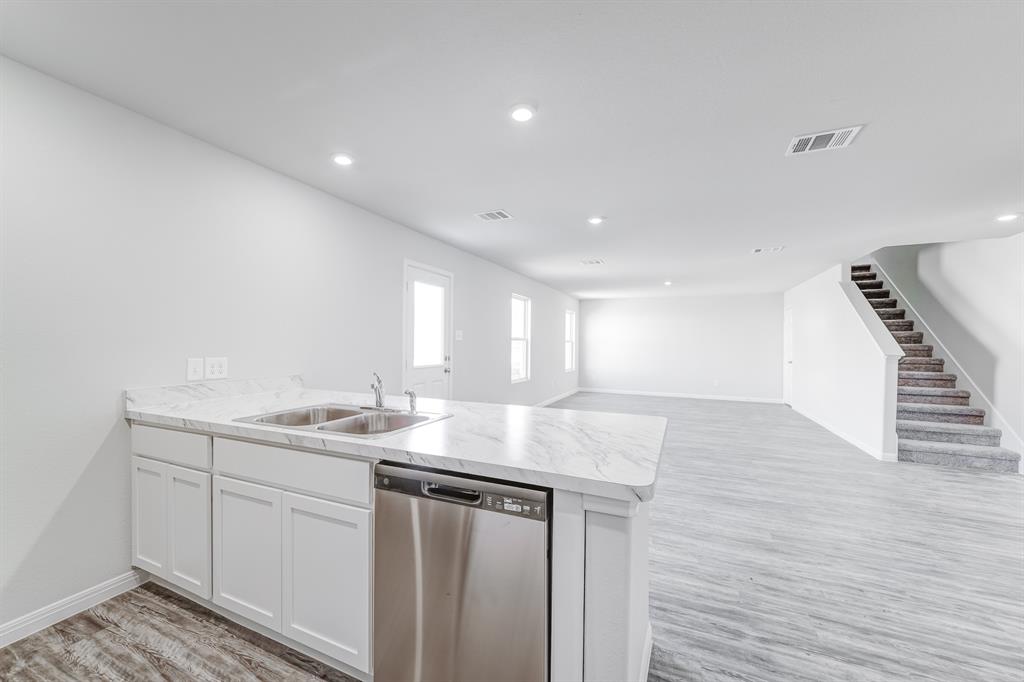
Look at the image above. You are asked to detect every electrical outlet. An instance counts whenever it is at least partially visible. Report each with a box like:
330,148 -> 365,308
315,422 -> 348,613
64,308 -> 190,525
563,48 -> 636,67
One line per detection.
186,357 -> 204,381
455,330 -> 464,341
204,357 -> 228,380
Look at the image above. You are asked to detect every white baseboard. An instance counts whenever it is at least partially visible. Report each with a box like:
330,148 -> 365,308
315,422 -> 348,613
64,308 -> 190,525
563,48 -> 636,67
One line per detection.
0,569 -> 148,648
579,387 -> 785,404
534,388 -> 580,407
790,404 -> 897,462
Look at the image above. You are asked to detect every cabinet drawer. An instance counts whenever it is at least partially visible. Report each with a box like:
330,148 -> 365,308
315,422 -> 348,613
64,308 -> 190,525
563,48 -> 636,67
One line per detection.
213,438 -> 371,507
132,425 -> 211,470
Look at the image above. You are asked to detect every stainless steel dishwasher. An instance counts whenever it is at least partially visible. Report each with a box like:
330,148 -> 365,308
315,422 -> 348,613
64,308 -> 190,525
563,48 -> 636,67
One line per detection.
374,463 -> 549,682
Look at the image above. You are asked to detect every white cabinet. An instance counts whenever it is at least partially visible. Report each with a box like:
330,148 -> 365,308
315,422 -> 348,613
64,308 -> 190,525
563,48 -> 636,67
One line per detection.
166,464 -> 212,598
131,456 -> 212,599
212,475 -> 283,630
131,456 -> 168,575
282,492 -> 371,671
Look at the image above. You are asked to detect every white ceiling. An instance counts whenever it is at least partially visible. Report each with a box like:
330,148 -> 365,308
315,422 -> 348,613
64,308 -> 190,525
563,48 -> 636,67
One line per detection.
2,1 -> 1021,298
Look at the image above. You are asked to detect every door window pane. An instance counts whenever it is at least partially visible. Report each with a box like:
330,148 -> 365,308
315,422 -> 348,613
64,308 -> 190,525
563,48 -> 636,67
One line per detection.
413,280 -> 445,367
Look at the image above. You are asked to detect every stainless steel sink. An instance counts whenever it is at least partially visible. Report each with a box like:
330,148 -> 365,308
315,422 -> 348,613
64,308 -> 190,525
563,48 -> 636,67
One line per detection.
317,411 -> 436,436
236,403 -> 451,438
237,404 -> 363,427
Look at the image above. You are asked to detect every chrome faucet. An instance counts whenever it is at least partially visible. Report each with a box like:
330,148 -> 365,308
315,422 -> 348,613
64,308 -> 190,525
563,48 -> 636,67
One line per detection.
370,372 -> 385,408
404,389 -> 417,414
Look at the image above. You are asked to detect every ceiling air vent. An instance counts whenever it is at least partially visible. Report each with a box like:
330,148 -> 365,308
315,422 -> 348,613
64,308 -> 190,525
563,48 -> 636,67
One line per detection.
752,246 -> 785,254
786,125 -> 863,156
476,209 -> 513,222
580,258 -> 606,266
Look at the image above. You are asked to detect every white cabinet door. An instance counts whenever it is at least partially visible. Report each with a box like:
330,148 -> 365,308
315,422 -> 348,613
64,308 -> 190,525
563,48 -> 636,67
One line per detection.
282,492 -> 371,671
212,476 -> 282,630
166,463 -> 212,599
131,456 -> 168,575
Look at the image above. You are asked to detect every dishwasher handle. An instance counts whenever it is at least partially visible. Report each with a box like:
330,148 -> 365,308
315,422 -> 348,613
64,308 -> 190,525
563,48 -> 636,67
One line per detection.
422,481 -> 482,505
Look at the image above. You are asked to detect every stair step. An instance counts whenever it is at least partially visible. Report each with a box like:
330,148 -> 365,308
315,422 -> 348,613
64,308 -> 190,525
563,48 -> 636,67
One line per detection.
899,371 -> 957,388
862,289 -> 891,299
851,264 -> 873,273
898,439 -> 1020,473
852,272 -> 877,281
899,357 -> 944,372
884,319 -> 915,331
857,280 -> 884,290
898,386 -> 970,406
892,331 -> 924,344
870,298 -> 898,309
896,420 -> 1001,447
897,402 -> 985,425
900,343 -> 933,357
876,308 -> 906,320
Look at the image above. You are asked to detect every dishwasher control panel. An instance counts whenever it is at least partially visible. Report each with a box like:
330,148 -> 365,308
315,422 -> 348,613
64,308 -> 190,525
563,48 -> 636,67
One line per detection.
483,493 -> 547,521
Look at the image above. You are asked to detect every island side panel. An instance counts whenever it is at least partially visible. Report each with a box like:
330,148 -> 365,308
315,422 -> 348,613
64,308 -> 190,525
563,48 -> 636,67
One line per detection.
550,489 -> 585,682
583,498 -> 652,682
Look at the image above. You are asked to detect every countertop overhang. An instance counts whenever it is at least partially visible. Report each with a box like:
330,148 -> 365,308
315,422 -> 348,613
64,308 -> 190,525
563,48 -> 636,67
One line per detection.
125,376 -> 667,503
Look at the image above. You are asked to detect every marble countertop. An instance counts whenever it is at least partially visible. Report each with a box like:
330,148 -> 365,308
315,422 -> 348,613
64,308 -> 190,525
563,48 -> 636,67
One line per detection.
125,376 -> 666,502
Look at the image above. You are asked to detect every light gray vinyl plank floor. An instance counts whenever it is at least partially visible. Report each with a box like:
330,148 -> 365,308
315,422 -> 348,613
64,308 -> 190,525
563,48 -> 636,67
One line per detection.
4,393 -> 1022,681
551,392 -> 1024,682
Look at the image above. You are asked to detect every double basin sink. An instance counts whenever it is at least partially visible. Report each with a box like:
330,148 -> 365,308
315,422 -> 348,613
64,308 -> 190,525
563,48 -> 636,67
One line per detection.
235,403 -> 450,438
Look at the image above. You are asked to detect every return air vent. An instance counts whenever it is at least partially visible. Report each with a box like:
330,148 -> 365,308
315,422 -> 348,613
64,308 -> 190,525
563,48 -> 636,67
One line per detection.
786,125 -> 863,156
476,209 -> 513,221
580,258 -> 606,266
752,246 -> 785,254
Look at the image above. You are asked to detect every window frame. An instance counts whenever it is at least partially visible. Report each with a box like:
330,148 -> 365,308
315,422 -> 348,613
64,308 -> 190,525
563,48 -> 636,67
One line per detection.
510,294 -> 532,383
564,310 -> 577,372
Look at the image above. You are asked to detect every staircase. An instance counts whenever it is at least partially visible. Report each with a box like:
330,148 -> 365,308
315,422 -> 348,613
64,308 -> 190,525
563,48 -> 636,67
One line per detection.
853,264 -> 1021,473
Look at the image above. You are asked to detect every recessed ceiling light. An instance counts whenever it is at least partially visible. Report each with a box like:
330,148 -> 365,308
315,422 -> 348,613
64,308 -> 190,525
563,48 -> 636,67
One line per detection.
996,214 -> 1020,222
587,216 -> 605,225
663,280 -> 672,286
510,104 -> 535,123
332,153 -> 354,167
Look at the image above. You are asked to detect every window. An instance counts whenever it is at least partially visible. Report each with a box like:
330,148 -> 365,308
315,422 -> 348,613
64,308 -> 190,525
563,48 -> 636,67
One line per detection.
564,310 -> 577,372
511,294 -> 531,382
412,280 -> 445,367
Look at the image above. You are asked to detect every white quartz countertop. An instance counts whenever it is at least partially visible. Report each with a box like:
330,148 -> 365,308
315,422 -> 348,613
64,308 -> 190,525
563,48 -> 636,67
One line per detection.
125,376 -> 666,502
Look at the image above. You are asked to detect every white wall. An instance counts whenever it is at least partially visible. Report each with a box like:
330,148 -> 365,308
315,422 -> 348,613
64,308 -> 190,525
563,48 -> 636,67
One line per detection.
578,294 -> 783,402
783,265 -> 903,460
873,234 -> 1023,454
0,58 -> 577,625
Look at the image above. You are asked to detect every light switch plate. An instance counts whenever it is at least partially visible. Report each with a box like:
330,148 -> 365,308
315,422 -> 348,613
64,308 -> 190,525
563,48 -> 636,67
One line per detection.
204,356 -> 228,380
186,357 -> 204,381
455,330 -> 464,341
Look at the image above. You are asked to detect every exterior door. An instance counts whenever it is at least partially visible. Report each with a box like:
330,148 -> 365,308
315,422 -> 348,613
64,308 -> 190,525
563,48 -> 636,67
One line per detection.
404,261 -> 452,398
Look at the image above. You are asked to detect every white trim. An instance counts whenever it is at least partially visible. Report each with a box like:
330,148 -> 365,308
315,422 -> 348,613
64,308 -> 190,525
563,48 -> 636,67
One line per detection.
790,403 -> 897,462
871,257 -> 1023,455
637,621 -> 654,682
402,258 -> 454,399
0,569 -> 148,648
534,389 -> 579,407
578,387 -> 785,404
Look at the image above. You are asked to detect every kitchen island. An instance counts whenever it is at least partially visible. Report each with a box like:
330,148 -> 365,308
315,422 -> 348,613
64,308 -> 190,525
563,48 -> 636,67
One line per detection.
125,376 -> 666,682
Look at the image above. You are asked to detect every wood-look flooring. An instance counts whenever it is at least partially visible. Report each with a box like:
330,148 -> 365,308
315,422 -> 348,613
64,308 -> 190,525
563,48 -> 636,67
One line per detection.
4,393 -> 1022,681
552,393 -> 1024,682
0,582 -> 359,681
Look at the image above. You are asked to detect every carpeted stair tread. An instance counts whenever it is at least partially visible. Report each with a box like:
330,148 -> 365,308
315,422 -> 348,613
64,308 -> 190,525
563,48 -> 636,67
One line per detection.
862,289 -> 891,299
897,402 -> 985,425
852,272 -> 877,281
857,280 -> 884,290
899,358 -> 944,371
898,439 -> 1020,472
870,298 -> 898,309
892,331 -> 924,343
884,319 -> 914,331
897,419 -> 1001,446
876,308 -> 906,319
898,386 -> 970,405
851,264 -> 872,272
